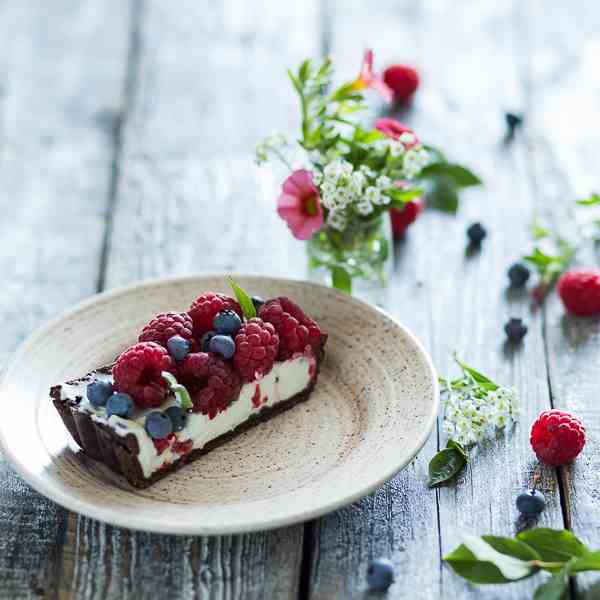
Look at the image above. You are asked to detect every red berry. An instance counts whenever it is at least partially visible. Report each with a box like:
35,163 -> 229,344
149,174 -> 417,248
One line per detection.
233,318 -> 279,382
383,64 -> 419,104
113,342 -> 177,409
390,198 -> 424,239
188,293 -> 242,336
181,352 -> 211,379
139,312 -> 196,349
259,297 -> 323,360
530,409 -> 585,466
191,354 -> 241,419
557,269 -> 600,316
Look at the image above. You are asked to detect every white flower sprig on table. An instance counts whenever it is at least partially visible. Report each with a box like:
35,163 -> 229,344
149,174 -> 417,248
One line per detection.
429,357 -> 519,486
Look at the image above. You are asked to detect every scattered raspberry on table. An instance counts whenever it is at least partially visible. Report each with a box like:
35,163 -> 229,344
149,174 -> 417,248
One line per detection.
557,269 -> 600,316
530,409 -> 585,466
383,64 -> 419,104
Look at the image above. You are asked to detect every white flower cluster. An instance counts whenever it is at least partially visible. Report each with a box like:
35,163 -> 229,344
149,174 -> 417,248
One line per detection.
442,385 -> 519,447
368,136 -> 429,179
255,133 -> 288,165
403,147 -> 430,178
314,159 -> 395,230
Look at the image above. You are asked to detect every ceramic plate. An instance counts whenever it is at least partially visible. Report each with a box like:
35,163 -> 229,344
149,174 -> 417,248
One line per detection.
0,275 -> 438,535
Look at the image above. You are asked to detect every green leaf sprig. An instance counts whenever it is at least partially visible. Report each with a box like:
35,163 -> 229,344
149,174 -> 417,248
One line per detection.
444,528 -> 600,599
228,277 -> 256,319
161,371 -> 193,411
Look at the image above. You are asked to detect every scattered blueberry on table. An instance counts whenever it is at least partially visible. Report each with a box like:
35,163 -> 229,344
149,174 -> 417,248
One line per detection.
508,262 -> 531,287
145,411 -> 174,439
213,309 -> 242,336
167,335 -> 191,362
505,111 -> 524,135
165,405 -> 187,432
86,380 -> 114,408
209,334 -> 236,359
504,318 -> 528,343
366,558 -> 394,591
516,489 -> 545,517
467,222 -> 487,245
106,393 -> 134,418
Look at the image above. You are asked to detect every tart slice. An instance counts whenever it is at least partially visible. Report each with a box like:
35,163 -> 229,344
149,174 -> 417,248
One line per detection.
50,283 -> 327,488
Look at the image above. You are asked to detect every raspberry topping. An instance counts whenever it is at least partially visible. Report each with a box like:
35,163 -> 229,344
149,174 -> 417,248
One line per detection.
188,293 -> 242,336
113,342 -> 177,409
259,297 -> 323,360
233,318 -> 279,382
138,312 -> 196,350
557,269 -> 600,316
180,352 -> 211,380
191,354 -> 241,418
530,409 -> 586,466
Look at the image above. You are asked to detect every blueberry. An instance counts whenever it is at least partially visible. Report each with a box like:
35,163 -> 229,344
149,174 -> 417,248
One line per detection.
213,309 -> 242,336
165,405 -> 187,432
87,380 -> 114,408
167,335 -> 191,362
251,296 -> 265,312
200,330 -> 216,352
505,318 -> 528,342
467,222 -> 487,245
516,489 -> 545,517
106,393 -> 134,418
209,334 -> 236,360
366,558 -> 394,591
145,411 -> 173,439
508,263 -> 531,287
505,112 -> 524,132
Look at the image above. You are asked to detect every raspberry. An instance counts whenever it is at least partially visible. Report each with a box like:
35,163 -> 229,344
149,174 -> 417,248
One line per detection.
557,269 -> 600,316
259,297 -> 323,360
530,409 -> 585,466
139,312 -> 196,349
113,342 -> 177,409
188,293 -> 242,336
181,352 -> 211,379
390,198 -> 424,239
383,64 -> 419,104
191,354 -> 241,418
233,318 -> 279,382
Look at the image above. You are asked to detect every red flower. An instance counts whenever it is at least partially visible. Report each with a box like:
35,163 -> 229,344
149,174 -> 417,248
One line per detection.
374,118 -> 419,148
277,170 -> 324,240
351,50 -> 393,103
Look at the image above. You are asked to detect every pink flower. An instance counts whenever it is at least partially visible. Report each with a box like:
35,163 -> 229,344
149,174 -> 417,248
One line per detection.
277,169 -> 324,240
374,117 -> 419,148
351,49 -> 393,103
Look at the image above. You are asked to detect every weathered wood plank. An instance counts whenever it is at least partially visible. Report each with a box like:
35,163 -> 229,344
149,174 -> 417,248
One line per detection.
307,1 -> 565,598
58,2 -> 320,599
527,1 -> 600,596
0,1 -> 132,598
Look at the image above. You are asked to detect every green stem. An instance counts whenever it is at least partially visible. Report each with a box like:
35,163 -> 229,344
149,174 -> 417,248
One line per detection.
529,560 -> 567,570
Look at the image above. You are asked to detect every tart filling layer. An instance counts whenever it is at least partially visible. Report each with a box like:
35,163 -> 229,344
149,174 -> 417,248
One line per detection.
59,354 -> 315,478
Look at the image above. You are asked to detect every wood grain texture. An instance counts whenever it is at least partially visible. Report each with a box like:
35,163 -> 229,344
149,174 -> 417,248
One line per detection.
0,1 -> 132,598
526,1 -> 600,596
56,1 -> 321,599
306,1 -> 566,598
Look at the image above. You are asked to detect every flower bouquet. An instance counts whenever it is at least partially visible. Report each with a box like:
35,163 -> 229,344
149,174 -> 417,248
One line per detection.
256,50 -> 481,298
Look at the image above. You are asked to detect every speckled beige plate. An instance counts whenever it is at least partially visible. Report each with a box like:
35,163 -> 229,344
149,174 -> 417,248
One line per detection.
0,275 -> 438,535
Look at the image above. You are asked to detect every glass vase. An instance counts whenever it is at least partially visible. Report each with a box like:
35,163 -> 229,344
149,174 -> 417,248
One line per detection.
306,214 -> 393,307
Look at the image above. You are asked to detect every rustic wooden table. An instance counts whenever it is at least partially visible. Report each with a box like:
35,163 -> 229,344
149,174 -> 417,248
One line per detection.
1,1 -> 599,598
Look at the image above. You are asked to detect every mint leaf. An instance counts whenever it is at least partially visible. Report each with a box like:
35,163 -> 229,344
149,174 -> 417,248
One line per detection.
531,220 -> 550,240
444,534 -> 536,584
161,372 -> 192,410
571,550 -> 600,573
533,561 -> 573,600
482,536 -> 541,562
454,357 -> 499,392
420,162 -> 482,187
428,443 -> 467,486
228,277 -> 257,319
447,439 -> 468,461
331,266 -> 352,293
576,193 -> 600,206
517,529 -> 587,563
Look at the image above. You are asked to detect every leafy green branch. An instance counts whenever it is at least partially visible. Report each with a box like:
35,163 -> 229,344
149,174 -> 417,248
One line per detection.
445,528 -> 600,599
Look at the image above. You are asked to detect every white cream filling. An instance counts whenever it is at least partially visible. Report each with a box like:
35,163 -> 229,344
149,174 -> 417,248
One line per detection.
60,355 -> 314,478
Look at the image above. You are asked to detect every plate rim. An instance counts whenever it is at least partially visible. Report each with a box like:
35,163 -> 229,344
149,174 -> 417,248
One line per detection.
0,273 -> 439,535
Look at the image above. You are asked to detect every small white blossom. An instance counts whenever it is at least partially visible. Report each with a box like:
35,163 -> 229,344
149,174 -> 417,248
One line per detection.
403,149 -> 427,178
312,170 -> 323,186
388,140 -> 405,158
376,175 -> 392,191
327,209 -> 348,231
399,132 -> 416,146
356,197 -> 373,215
359,165 -> 376,178
365,186 -> 383,206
